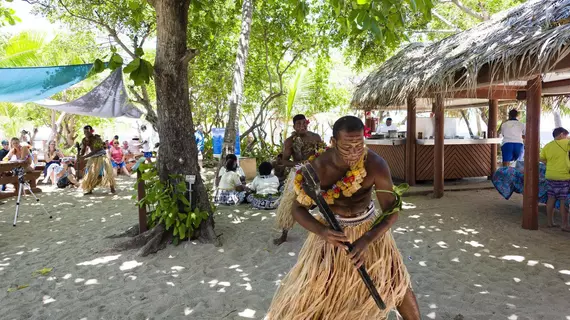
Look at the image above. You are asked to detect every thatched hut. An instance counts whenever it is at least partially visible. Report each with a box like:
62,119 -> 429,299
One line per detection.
353,0 -> 570,230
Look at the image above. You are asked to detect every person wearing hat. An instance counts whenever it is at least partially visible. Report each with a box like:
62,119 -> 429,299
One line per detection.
376,117 -> 398,133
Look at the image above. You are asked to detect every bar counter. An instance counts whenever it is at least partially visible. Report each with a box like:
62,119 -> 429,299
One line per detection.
365,138 -> 501,181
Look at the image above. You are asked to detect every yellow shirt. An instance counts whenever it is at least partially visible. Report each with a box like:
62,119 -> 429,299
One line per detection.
540,139 -> 570,181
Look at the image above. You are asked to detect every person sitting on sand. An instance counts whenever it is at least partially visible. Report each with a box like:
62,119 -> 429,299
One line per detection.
109,140 -> 130,176
540,127 -> 570,231
216,154 -> 246,186
51,158 -> 79,188
246,162 -> 281,210
214,157 -> 246,206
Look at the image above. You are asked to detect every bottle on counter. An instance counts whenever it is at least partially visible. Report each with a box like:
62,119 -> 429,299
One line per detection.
418,132 -> 423,139
482,131 -> 487,139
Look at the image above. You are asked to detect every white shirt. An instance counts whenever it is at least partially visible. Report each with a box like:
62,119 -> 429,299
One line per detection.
247,175 -> 280,195
500,120 -> 525,144
219,166 -> 246,179
141,131 -> 151,152
376,124 -> 398,133
218,171 -> 242,190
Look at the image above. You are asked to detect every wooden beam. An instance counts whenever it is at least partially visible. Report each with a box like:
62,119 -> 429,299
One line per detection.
433,94 -> 445,198
405,96 -> 417,186
488,99 -> 498,178
441,85 -> 525,100
522,76 -> 541,230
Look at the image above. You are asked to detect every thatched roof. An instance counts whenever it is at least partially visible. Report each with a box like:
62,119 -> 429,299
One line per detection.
352,0 -> 570,110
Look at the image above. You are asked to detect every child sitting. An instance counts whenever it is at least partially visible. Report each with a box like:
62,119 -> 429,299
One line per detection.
246,162 -> 281,210
214,157 -> 246,205
52,158 -> 79,188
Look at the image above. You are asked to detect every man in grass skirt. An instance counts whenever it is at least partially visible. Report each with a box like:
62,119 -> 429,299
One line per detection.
273,114 -> 323,245
266,116 -> 419,319
79,125 -> 116,195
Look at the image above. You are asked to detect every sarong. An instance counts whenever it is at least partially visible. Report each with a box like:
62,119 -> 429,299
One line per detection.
266,203 -> 411,319
247,193 -> 280,210
81,155 -> 115,192
214,190 -> 246,206
274,170 -> 297,230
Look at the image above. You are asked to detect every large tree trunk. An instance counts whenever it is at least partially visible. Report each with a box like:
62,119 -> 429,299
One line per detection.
219,0 -> 254,160
153,0 -> 216,243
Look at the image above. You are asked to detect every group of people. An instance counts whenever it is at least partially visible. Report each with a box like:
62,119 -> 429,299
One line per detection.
214,154 -> 282,210
212,114 -> 419,319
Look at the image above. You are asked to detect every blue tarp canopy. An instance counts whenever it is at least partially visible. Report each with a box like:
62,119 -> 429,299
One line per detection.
0,64 -> 93,103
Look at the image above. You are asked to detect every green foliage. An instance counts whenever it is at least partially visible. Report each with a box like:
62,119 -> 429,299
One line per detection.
240,140 -> 281,165
135,163 -> 209,240
0,0 -> 20,27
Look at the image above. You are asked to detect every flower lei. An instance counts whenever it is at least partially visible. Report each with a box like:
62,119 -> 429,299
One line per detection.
294,148 -> 368,206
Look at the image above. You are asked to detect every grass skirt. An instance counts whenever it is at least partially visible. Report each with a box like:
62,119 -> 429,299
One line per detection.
274,170 -> 297,231
266,219 -> 411,320
81,156 -> 115,192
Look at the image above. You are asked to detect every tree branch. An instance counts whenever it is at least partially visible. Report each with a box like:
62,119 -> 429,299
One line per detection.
450,0 -> 486,21
180,48 -> 199,65
432,9 -> 461,31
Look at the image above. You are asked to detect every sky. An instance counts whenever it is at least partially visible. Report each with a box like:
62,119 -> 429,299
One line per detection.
4,1 -> 59,37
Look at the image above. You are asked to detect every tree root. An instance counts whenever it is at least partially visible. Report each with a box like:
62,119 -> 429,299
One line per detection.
196,215 -> 221,246
105,224 -> 140,239
107,224 -> 167,257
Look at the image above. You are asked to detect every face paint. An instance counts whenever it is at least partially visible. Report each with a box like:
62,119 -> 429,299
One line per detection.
335,131 -> 365,167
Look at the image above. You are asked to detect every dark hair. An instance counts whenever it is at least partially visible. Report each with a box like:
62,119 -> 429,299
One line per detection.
332,116 -> 365,138
84,125 -> 93,131
225,158 -> 237,172
508,109 -> 519,119
259,162 -> 273,176
552,127 -> 569,138
292,114 -> 306,124
386,118 -> 393,121
114,135 -> 119,140
226,154 -> 238,161
141,125 -> 147,130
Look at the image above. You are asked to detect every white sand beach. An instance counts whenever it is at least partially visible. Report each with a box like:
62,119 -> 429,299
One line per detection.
0,179 -> 569,320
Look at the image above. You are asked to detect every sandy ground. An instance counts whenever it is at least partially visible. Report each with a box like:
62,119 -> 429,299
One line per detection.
0,178 -> 569,320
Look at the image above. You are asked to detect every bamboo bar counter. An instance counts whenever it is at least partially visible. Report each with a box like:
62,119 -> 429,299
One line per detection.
366,138 -> 501,181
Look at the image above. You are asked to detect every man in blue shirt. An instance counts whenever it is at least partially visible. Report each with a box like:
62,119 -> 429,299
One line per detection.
195,125 -> 205,159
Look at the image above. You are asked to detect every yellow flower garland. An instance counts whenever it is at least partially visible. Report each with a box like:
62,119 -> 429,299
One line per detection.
294,149 -> 367,206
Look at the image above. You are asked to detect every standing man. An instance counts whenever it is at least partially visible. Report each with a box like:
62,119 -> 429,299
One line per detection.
139,125 -> 153,163
195,125 -> 205,164
274,114 -> 323,245
79,125 -> 116,195
267,116 -> 419,319
540,127 -> 570,230
376,117 -> 398,133
498,109 -> 525,167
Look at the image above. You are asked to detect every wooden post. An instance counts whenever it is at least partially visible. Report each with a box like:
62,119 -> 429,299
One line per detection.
433,94 -> 445,198
522,76 -> 541,230
136,170 -> 148,234
405,96 -> 417,186
488,99 -> 499,178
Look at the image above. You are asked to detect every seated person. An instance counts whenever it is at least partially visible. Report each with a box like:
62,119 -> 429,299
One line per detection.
109,140 -> 130,176
43,140 -> 64,183
246,161 -> 281,210
216,154 -> 246,186
53,158 -> 79,188
214,158 -> 246,206
4,137 -> 34,172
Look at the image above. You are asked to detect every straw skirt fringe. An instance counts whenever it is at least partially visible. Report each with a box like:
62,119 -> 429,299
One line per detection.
81,156 -> 116,192
274,170 -> 297,231
266,219 -> 411,320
